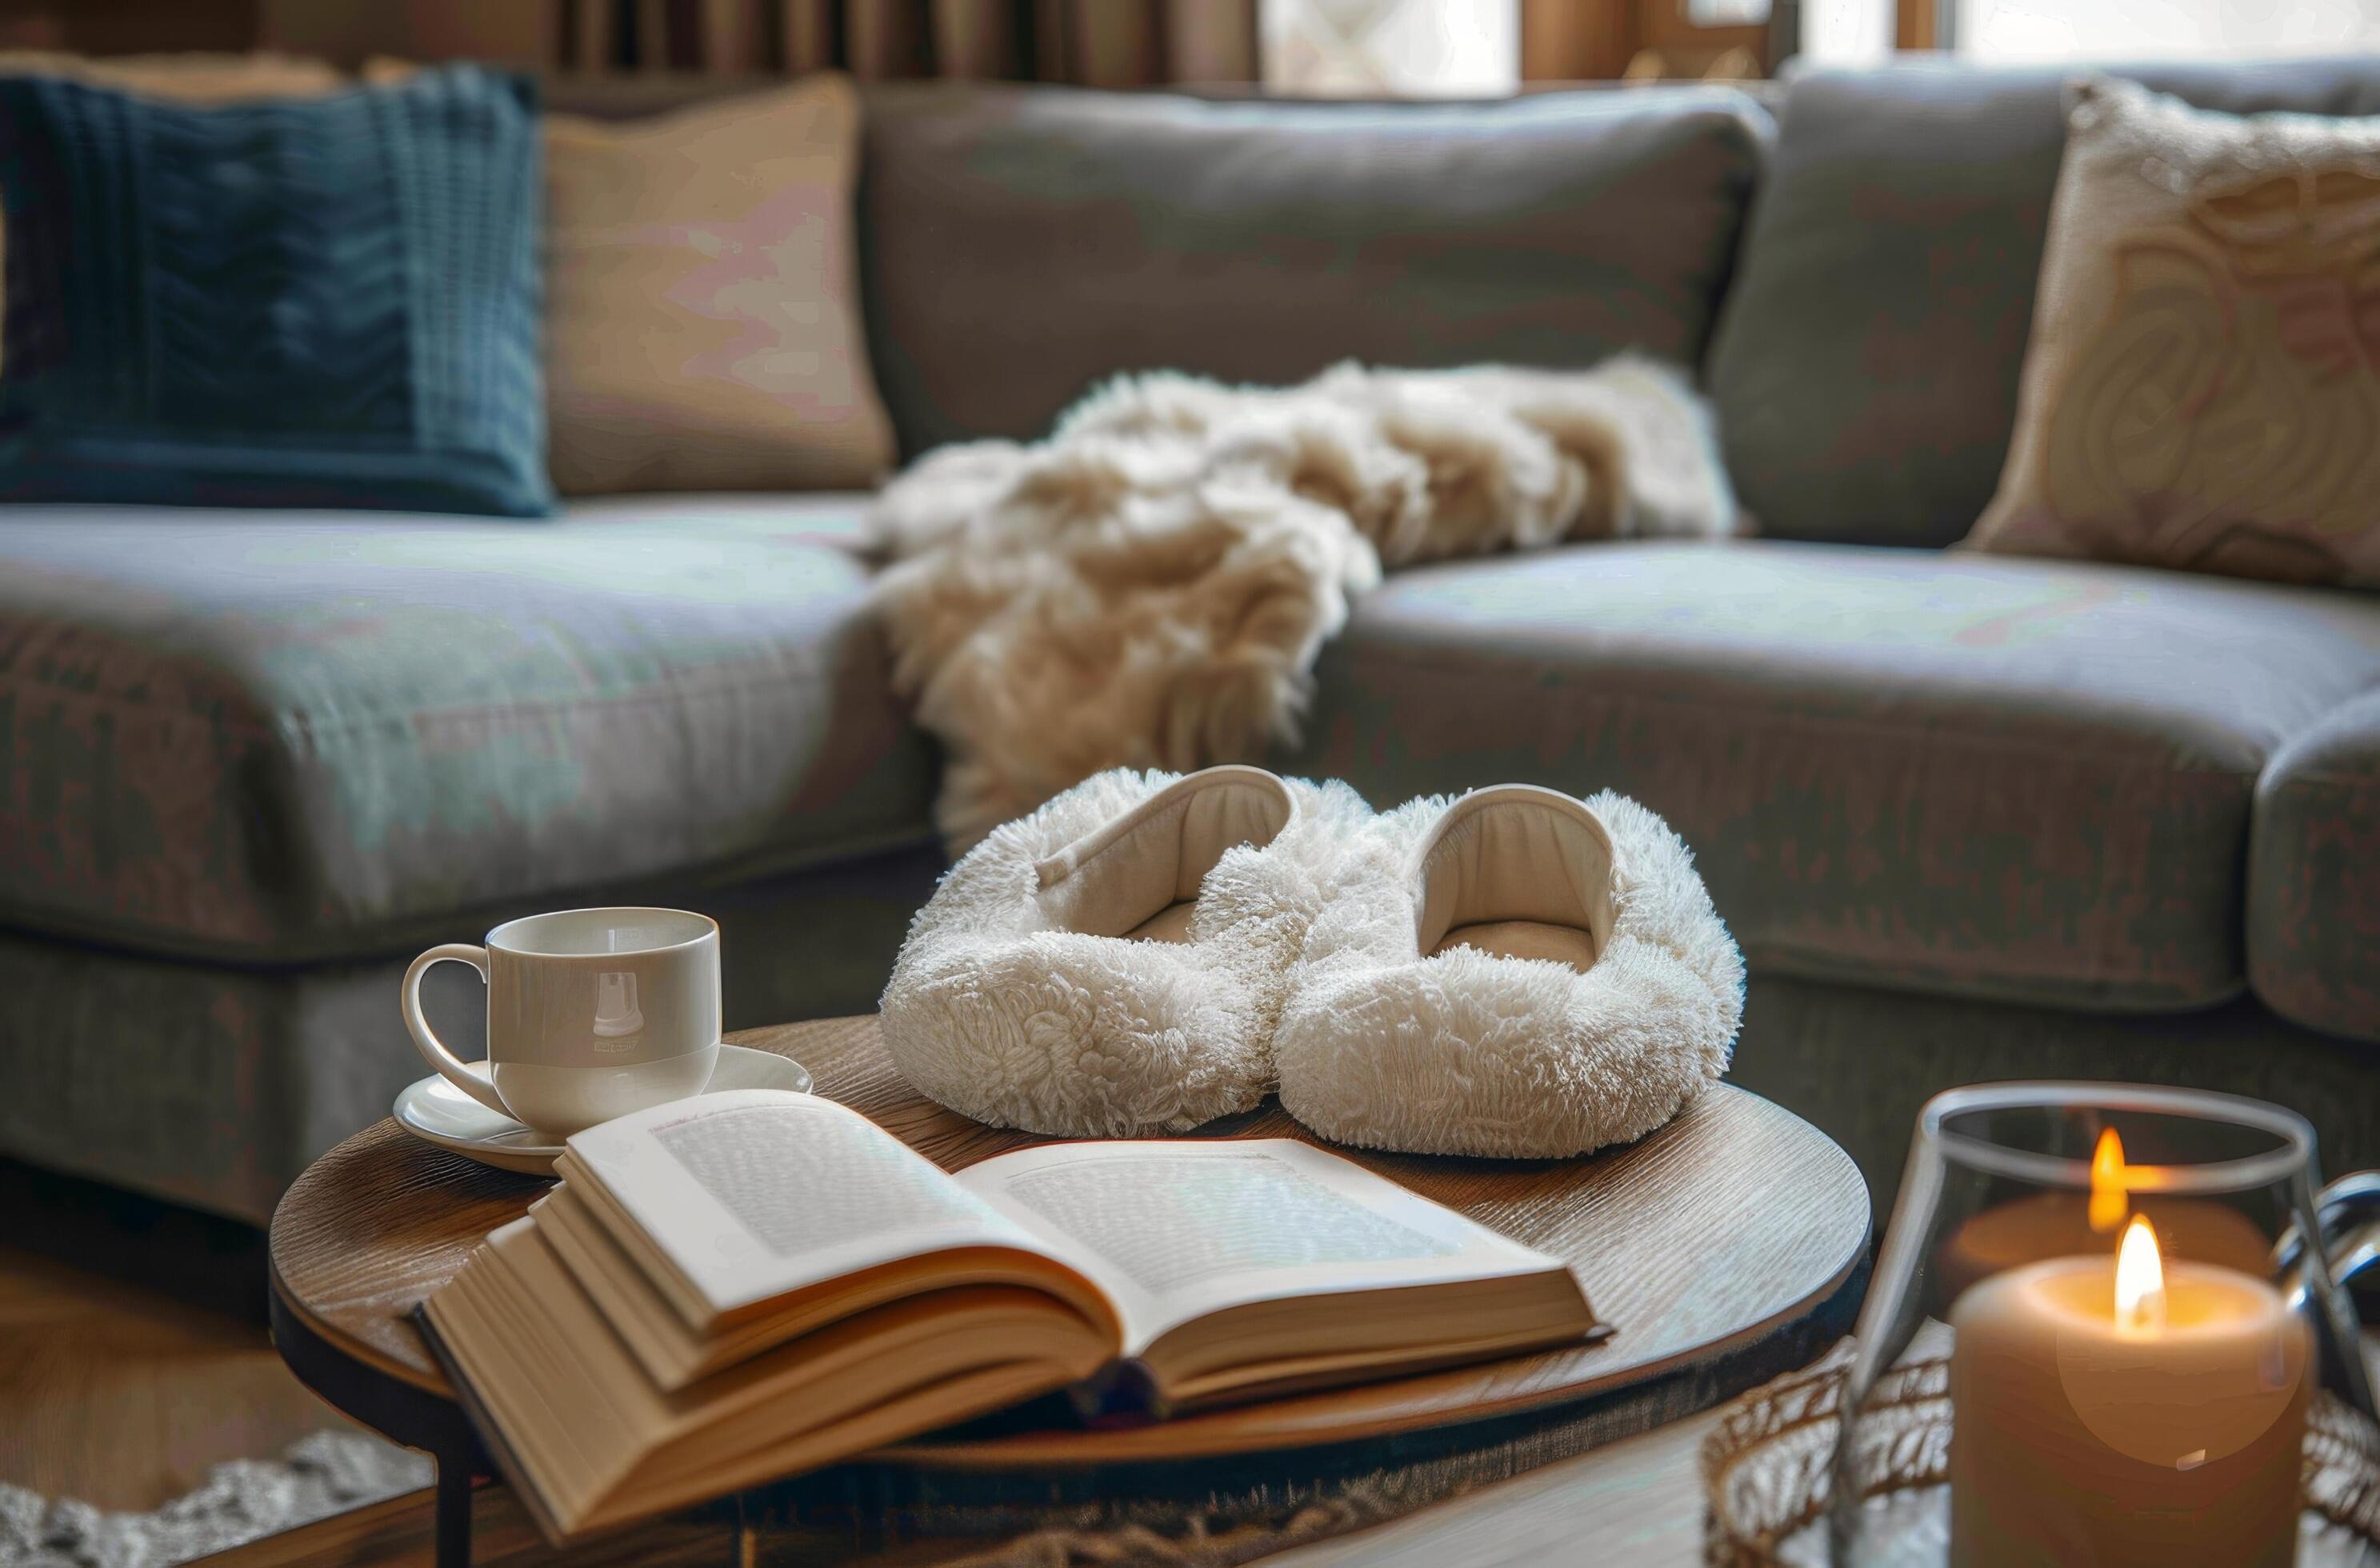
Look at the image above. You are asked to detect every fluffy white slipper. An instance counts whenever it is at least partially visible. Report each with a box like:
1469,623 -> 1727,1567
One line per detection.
1274,785 -> 1743,1160
881,765 -> 1370,1137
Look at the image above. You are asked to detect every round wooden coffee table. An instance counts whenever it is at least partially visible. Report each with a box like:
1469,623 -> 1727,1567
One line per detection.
270,1015 -> 1869,1566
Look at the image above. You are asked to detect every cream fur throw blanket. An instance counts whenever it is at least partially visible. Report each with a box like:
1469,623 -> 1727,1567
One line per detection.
867,358 -> 1737,846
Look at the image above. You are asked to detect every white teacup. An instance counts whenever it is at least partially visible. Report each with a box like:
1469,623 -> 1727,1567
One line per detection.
402,906 -> 722,1136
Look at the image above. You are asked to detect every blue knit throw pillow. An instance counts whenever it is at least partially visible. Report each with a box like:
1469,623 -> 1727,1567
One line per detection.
0,66 -> 554,518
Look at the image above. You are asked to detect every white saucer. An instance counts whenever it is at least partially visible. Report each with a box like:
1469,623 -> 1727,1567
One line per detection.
393,1046 -> 814,1175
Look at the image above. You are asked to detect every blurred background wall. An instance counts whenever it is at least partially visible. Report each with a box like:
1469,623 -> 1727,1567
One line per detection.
6,0 -> 2376,87
0,0 -> 1783,86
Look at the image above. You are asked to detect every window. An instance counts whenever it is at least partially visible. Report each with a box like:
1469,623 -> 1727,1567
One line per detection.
1260,0 -> 1521,96
1802,0 -> 2380,62
1802,0 -> 1896,62
1956,0 -> 2380,59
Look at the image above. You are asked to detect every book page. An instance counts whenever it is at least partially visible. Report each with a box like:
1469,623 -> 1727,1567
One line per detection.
958,1139 -> 1560,1349
565,1090 -> 1055,1316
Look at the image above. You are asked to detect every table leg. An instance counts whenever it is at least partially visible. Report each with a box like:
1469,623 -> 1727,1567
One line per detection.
434,1455 -> 472,1568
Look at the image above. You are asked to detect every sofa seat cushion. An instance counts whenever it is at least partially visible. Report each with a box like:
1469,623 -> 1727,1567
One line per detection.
0,496 -> 935,960
2250,690 -> 2380,1043
1274,541 -> 2380,1012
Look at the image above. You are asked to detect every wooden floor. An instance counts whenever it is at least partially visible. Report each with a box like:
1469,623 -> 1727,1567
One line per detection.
206,1417 -> 1717,1568
0,1158 -> 375,1514
0,1243 -> 368,1514
0,1162 -> 734,1566
204,1419 -> 1715,1567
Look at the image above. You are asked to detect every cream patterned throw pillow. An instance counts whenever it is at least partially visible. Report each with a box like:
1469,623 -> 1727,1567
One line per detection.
1967,78 -> 2380,586
542,76 -> 895,494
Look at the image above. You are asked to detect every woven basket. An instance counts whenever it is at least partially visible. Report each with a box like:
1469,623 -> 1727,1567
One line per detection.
1703,1337 -> 2380,1566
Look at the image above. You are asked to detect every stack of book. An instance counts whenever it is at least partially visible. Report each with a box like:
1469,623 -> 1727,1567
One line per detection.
418,1088 -> 1603,1541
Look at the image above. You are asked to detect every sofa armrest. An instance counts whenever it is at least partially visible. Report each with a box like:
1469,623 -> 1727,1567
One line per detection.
2251,689 -> 2380,1046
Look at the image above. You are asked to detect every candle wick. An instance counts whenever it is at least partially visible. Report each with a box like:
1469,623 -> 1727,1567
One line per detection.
2115,1290 -> 2167,1336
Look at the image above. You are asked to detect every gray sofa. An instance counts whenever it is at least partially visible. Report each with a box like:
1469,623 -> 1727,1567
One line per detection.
4,59 -> 2377,1225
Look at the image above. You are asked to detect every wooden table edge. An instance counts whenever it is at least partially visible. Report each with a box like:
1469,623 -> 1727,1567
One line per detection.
265,1126 -> 1870,1470
266,1016 -> 1874,1477
271,1252 -> 452,1398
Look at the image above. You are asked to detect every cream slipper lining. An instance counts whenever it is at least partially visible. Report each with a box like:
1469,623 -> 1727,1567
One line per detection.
1034,765 -> 1297,943
1416,784 -> 1618,970
1275,788 -> 1743,1160
880,766 -> 1365,1138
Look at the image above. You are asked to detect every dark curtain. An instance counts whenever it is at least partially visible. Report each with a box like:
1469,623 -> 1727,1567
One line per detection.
558,0 -> 1259,86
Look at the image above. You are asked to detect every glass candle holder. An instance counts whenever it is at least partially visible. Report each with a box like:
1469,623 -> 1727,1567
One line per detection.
1830,1082 -> 2380,1566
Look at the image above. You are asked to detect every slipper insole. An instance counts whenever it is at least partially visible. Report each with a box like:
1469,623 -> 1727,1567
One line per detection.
1432,918 -> 1599,971
1122,901 -> 1198,944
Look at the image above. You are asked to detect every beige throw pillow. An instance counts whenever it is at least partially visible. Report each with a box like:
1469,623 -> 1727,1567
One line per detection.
542,75 -> 895,495
1966,78 -> 2380,587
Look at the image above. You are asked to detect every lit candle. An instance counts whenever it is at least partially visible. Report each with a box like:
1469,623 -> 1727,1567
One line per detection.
1947,1215 -> 2309,1566
1934,1130 -> 2272,1308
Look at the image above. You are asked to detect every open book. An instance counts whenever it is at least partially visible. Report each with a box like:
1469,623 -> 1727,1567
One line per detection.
416,1089 -> 1604,1542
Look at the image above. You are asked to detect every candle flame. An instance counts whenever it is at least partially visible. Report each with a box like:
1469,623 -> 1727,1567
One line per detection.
2114,1214 -> 2166,1335
2088,1126 -> 2128,1234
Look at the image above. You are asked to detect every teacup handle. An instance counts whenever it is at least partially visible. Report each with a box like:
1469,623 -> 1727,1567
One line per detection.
401,943 -> 512,1119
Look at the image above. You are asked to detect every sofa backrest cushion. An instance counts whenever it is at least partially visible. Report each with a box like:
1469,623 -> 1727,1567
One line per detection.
858,84 -> 1771,457
1708,58 -> 2380,550
0,65 -> 553,518
542,75 -> 897,496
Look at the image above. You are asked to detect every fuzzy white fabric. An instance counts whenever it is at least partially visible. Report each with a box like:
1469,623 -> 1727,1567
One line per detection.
1274,790 -> 1745,1160
881,766 -> 1374,1138
868,358 -> 1736,846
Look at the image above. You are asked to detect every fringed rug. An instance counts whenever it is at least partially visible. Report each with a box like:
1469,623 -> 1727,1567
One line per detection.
0,1430 -> 429,1568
